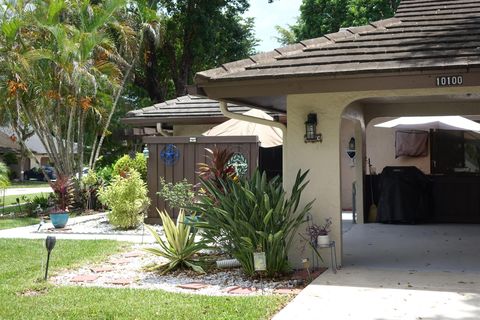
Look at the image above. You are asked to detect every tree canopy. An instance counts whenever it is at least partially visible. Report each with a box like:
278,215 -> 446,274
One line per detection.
0,0 -> 146,179
276,0 -> 401,45
134,0 -> 257,102
0,0 -> 258,183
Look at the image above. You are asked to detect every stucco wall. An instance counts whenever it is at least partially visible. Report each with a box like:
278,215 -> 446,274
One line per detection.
284,86 -> 480,269
366,117 -> 431,174
285,93 -> 351,269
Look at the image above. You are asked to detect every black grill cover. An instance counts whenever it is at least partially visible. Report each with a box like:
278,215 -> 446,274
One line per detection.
377,166 -> 430,224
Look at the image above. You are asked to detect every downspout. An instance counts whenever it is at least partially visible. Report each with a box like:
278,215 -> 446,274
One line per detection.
219,102 -> 287,137
156,123 -> 169,137
219,101 -> 287,176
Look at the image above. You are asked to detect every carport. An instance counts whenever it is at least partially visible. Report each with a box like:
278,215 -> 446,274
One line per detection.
191,0 -> 480,269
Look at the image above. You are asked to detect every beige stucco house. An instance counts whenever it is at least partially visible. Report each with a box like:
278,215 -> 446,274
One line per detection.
0,127 -> 50,179
191,0 -> 480,267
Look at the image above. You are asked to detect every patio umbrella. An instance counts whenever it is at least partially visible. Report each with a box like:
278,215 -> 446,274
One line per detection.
202,109 -> 283,148
374,116 -> 480,132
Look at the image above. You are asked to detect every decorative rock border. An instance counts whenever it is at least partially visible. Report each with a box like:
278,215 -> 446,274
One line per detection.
52,244 -> 315,296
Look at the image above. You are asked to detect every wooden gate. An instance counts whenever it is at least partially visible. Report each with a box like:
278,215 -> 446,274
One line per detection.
143,135 -> 259,223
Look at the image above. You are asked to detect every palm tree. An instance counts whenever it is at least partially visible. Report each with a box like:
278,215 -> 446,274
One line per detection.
0,0 -> 163,182
0,0 -> 127,180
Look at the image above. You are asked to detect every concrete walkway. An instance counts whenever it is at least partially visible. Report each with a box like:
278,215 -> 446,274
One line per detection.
2,187 -> 52,196
274,222 -> 480,320
274,267 -> 480,320
0,213 -> 156,243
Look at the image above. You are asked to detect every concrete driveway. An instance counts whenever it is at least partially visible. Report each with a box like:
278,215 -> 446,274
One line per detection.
273,222 -> 480,320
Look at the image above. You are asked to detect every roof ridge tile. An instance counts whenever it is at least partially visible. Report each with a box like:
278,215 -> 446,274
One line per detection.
370,17 -> 403,29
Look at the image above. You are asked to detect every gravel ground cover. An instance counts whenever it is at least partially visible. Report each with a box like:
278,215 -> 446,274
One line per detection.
52,244 -> 305,296
35,213 -> 163,236
40,213 -> 312,296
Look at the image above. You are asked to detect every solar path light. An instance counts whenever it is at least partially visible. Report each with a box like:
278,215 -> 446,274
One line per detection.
44,236 -> 56,280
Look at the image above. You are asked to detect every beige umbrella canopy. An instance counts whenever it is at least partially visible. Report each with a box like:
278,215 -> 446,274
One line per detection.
202,109 -> 283,148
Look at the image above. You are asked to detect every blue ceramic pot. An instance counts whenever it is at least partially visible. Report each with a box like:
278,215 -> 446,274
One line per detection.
50,212 -> 69,228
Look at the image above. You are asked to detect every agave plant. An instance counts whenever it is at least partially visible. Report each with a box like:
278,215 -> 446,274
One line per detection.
192,170 -> 314,277
144,210 -> 207,274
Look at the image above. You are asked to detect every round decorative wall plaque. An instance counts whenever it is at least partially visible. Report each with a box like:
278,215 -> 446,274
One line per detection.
160,144 -> 180,166
227,152 -> 248,176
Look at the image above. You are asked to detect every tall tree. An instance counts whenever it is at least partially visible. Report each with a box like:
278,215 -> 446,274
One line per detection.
135,0 -> 257,101
0,0 -> 134,180
276,0 -> 401,44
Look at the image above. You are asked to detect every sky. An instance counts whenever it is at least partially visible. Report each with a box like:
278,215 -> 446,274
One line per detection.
244,0 -> 303,53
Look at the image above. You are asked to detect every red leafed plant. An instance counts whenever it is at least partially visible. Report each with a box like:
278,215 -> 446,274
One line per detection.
197,147 -> 237,181
197,148 -> 237,195
49,175 -> 74,212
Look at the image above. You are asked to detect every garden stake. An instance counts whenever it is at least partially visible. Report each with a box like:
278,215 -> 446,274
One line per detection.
44,236 -> 56,280
37,217 -> 45,231
16,197 -> 21,215
1,188 -> 5,214
141,211 -> 145,244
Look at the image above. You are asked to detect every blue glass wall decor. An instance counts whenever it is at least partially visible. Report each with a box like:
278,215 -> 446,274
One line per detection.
160,144 -> 180,166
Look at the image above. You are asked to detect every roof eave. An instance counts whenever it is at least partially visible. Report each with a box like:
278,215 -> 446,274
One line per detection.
196,66 -> 480,102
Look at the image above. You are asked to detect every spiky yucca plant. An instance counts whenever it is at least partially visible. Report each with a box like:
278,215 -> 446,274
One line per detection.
193,170 -> 314,277
144,210 -> 207,274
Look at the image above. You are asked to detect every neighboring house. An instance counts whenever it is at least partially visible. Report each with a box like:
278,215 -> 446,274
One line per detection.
122,95 -> 286,137
190,0 -> 480,267
0,127 -> 50,179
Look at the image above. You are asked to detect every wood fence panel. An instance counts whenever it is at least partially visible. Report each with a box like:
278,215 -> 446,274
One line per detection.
143,136 -> 259,224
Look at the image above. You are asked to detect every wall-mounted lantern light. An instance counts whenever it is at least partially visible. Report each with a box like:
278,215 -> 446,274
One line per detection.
346,137 -> 356,166
142,144 -> 149,160
304,113 -> 322,143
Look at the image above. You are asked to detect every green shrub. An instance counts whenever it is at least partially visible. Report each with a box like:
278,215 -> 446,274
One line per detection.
0,161 -> 9,189
144,209 -> 207,274
193,170 -> 314,277
157,178 -> 195,210
24,193 -> 51,217
98,170 -> 150,229
82,169 -> 101,210
1,152 -> 17,166
97,165 -> 114,183
81,169 -> 98,187
113,153 -> 147,181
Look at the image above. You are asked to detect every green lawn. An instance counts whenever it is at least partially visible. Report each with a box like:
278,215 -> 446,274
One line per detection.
0,204 -> 38,217
0,217 -> 39,230
0,239 -> 288,320
0,192 -> 50,206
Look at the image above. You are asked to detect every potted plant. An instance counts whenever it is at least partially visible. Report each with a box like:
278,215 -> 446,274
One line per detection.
49,175 -> 74,228
306,217 -> 332,247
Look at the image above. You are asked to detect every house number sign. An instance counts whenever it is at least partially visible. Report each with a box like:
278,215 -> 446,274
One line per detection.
436,75 -> 463,87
